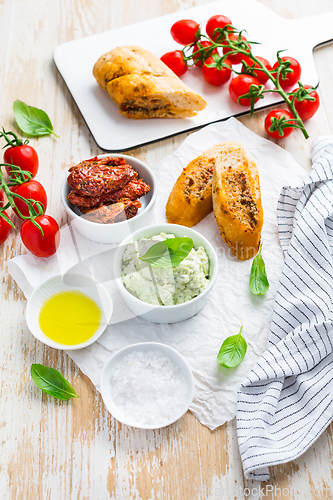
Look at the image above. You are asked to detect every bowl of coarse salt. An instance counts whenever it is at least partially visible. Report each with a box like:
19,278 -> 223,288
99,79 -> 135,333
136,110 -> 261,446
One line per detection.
100,342 -> 195,429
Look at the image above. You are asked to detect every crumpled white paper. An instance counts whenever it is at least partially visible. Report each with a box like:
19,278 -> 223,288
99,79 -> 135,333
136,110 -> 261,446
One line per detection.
8,118 -> 309,430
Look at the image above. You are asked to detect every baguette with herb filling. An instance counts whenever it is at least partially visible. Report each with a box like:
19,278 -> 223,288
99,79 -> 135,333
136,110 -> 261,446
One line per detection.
166,145 -> 220,227
212,141 -> 263,261
93,46 -> 206,119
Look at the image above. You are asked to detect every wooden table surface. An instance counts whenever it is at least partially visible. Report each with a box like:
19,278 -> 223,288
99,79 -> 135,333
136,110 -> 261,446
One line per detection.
1,0 -> 333,499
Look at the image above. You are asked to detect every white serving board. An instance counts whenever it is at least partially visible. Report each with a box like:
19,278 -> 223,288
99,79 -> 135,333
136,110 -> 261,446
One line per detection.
53,0 -> 333,152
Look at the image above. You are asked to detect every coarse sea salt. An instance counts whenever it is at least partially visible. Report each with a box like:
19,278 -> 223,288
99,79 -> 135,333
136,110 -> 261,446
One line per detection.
110,350 -> 190,426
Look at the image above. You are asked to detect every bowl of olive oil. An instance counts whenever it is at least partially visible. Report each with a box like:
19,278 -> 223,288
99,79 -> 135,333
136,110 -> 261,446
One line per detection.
26,273 -> 113,350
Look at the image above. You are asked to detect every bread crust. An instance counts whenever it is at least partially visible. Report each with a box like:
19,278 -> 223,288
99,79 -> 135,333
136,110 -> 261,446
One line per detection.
166,145 -> 222,227
93,45 -> 206,119
212,142 -> 263,261
93,46 -> 175,88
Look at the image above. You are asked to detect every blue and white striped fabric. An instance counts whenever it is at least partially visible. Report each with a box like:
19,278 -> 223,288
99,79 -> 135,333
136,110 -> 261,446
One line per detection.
237,137 -> 333,481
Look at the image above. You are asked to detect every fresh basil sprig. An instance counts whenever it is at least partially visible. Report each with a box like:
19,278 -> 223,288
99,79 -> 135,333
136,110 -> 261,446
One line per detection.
249,243 -> 269,295
217,326 -> 247,368
139,237 -> 193,268
13,100 -> 58,138
31,364 -> 78,400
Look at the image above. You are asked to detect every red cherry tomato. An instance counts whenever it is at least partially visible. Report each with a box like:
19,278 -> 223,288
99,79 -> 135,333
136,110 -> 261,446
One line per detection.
20,214 -> 60,258
202,57 -> 232,86
289,86 -> 320,121
170,19 -> 199,45
241,56 -> 272,85
4,144 -> 39,180
192,41 -> 218,67
0,191 -> 4,208
222,34 -> 250,65
229,75 -> 261,106
10,180 -> 47,219
160,50 -> 187,76
0,213 -> 11,245
264,109 -> 294,139
272,57 -> 301,89
206,15 -> 232,41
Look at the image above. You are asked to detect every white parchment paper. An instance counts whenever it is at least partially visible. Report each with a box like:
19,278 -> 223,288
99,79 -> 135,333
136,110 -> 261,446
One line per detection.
8,118 -> 309,430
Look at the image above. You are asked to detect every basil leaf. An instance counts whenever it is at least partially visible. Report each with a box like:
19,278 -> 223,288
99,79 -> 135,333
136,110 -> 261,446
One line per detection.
249,243 -> 269,295
13,100 -> 58,137
217,326 -> 247,368
31,364 -> 78,400
139,237 -> 193,268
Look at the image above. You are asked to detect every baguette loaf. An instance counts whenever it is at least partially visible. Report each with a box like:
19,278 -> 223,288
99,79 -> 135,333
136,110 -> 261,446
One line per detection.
93,46 -> 206,119
212,142 -> 263,261
166,145 -> 222,227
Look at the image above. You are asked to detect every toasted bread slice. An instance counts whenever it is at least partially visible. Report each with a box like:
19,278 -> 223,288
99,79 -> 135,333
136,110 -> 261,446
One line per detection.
93,46 -> 206,119
212,142 -> 263,261
165,145 -> 224,227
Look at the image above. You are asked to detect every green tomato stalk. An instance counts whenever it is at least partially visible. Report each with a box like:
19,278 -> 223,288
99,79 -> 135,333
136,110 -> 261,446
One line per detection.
0,128 -> 29,148
182,26 -> 316,139
0,164 -> 45,235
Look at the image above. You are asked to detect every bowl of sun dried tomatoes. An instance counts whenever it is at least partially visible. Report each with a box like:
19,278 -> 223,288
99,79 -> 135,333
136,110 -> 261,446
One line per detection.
61,154 -> 157,243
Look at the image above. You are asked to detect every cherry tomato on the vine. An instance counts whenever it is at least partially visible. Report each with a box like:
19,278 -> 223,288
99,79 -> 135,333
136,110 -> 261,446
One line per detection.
4,144 -> 39,180
289,86 -> 320,121
10,180 -> 47,219
272,57 -> 301,89
0,213 -> 11,245
170,19 -> 199,45
264,109 -> 294,139
229,74 -> 261,106
20,214 -> 60,258
222,33 -> 250,65
0,191 -> 4,208
192,41 -> 218,67
160,50 -> 187,76
202,56 -> 232,86
241,56 -> 272,85
206,14 -> 232,41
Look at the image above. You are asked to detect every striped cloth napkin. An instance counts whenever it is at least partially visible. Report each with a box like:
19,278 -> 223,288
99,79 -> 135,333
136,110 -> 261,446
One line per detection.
237,137 -> 333,481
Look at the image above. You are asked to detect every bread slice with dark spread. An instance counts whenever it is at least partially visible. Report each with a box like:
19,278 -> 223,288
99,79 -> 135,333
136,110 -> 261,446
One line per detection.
212,142 -> 263,261
93,46 -> 206,119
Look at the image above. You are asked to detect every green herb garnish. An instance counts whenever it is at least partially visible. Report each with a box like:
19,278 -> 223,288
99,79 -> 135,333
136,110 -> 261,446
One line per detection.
13,100 -> 58,138
249,243 -> 269,295
31,364 -> 78,400
139,237 -> 193,268
217,326 -> 247,368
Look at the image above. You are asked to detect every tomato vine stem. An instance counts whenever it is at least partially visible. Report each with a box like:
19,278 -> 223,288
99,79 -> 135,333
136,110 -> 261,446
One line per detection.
0,164 -> 45,235
182,27 -> 312,139
0,128 -> 29,148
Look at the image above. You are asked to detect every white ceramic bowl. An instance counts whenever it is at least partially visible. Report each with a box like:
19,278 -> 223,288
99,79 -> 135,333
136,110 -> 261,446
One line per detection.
114,224 -> 218,323
100,342 -> 195,429
61,154 -> 157,243
25,273 -> 113,350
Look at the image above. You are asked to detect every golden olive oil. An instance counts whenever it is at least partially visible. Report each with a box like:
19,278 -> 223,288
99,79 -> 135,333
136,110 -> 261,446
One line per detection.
39,291 -> 102,345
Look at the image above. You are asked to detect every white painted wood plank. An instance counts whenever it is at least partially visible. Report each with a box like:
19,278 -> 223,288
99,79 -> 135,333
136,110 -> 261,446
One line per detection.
1,0 -> 333,499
